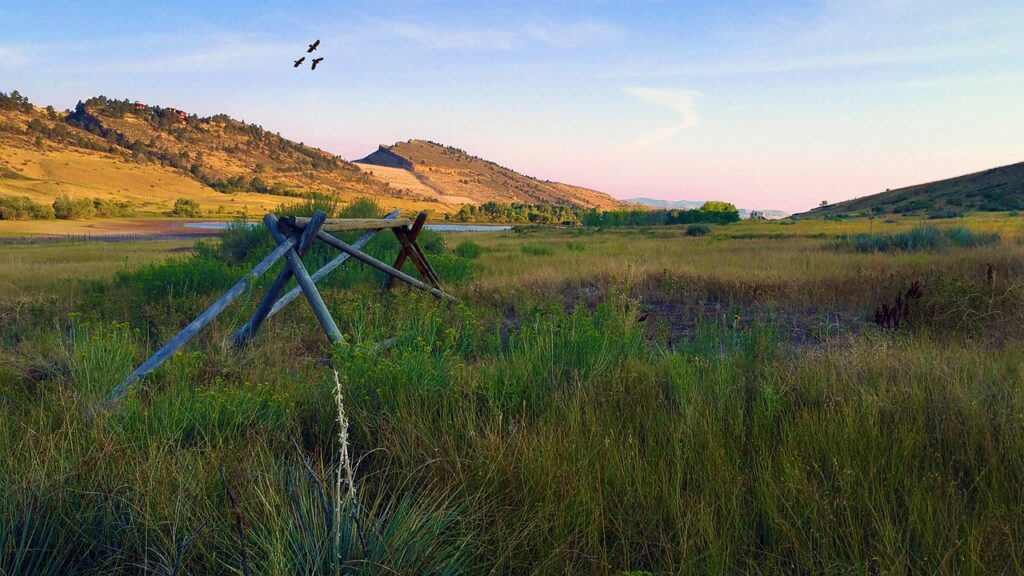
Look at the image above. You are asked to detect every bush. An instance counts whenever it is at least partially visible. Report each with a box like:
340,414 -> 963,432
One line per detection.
454,239 -> 483,259
685,223 -> 711,237
419,231 -> 447,254
840,225 -> 999,253
275,191 -> 341,218
169,198 -> 202,218
945,226 -> 1000,248
52,194 -> 96,219
339,197 -> 385,219
928,209 -> 963,220
92,198 -> 135,217
0,196 -> 55,220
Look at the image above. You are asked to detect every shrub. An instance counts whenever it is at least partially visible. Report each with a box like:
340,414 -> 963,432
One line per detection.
92,198 -> 135,217
339,197 -> 384,219
169,198 -> 201,218
0,196 -> 55,220
276,191 -> 341,218
840,225 -> 999,253
419,231 -> 447,254
52,194 -> 96,219
454,239 -> 483,259
945,226 -> 999,248
685,223 -> 711,236
928,209 -> 963,220
217,220 -> 270,264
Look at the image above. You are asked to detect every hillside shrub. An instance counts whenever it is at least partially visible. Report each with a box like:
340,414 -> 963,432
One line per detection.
685,223 -> 711,236
169,198 -> 201,218
53,194 -> 96,219
0,196 -> 55,220
928,209 -> 963,219
945,226 -> 1000,248
92,198 -> 135,217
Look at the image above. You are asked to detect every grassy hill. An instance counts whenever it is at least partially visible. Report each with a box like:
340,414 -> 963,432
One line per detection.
1,92 -> 627,223
796,162 -> 1024,219
0,93 -> 459,218
356,139 -> 624,209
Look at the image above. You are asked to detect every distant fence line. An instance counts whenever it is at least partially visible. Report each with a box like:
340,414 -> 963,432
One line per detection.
0,233 -> 213,246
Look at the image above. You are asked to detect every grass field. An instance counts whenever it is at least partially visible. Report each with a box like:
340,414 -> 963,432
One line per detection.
2,214 -> 1023,574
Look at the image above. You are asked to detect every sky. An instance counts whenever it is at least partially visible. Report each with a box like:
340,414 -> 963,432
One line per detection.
1,0 -> 1022,212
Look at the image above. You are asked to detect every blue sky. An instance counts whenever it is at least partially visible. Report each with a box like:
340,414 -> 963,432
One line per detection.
2,0 -> 1022,212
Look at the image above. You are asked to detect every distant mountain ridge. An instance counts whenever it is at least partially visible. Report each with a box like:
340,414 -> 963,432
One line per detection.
794,162 -> 1024,218
625,197 -> 789,219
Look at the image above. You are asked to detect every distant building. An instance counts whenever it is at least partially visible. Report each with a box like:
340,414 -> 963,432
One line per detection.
172,109 -> 188,123
133,101 -> 145,111
749,211 -> 767,221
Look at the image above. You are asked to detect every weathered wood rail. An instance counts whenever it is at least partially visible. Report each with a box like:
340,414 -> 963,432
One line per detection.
106,209 -> 453,406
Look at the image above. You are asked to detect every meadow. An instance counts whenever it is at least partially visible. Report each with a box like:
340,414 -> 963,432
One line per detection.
2,211 -> 1024,574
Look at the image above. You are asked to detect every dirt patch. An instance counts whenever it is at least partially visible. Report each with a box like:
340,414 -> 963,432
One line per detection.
547,272 -> 871,349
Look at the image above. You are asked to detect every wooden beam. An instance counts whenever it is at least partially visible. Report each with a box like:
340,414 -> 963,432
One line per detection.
393,226 -> 441,289
230,210 -> 327,346
314,231 -> 455,301
106,234 -> 299,405
262,210 -> 401,321
384,212 -> 427,290
289,216 -> 412,232
265,213 -> 345,345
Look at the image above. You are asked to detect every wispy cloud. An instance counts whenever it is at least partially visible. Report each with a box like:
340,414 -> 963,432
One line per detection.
0,45 -> 30,68
0,34 -> 292,74
376,19 -> 621,51
623,87 -> 701,147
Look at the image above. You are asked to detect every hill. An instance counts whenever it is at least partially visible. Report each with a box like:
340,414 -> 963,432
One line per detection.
0,92 -> 461,217
356,140 -> 624,209
796,162 -> 1024,219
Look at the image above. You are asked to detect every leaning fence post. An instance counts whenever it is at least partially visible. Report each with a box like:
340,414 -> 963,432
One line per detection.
265,213 -> 345,345
262,210 -> 400,321
106,235 -> 299,405
383,211 -> 427,290
231,210 -> 327,346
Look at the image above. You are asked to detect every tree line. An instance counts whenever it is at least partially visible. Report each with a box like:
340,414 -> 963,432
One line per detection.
443,200 -> 741,226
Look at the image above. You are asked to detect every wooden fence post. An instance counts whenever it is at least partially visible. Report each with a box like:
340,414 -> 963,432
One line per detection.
265,213 -> 345,345
230,211 -> 327,346
383,211 -> 427,290
262,210 -> 400,321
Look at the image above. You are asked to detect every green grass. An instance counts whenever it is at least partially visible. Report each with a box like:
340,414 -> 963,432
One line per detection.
1,217 -> 1024,573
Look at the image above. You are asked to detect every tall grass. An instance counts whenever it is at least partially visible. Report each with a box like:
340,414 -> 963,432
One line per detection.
3,220 -> 1024,573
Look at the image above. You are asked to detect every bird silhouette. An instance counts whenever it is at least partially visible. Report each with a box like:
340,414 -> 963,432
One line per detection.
307,39 -> 320,53
311,57 -> 324,70
293,57 -> 305,68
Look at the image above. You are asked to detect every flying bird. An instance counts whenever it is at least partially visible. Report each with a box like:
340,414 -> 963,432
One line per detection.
307,39 -> 320,53
311,57 -> 324,70
293,57 -> 305,68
